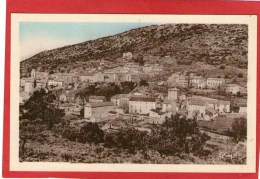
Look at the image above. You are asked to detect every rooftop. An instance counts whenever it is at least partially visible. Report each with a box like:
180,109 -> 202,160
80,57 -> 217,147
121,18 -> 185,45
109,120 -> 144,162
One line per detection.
79,72 -> 95,76
60,103 -> 74,107
189,99 -> 207,106
89,95 -> 106,100
111,93 -> 131,99
189,96 -> 230,106
169,87 -> 179,91
85,102 -> 114,108
206,107 -> 218,114
221,84 -> 240,88
129,96 -> 156,102
207,78 -> 225,81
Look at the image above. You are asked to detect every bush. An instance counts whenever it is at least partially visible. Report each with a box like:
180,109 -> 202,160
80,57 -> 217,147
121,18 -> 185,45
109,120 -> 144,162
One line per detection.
62,122 -> 104,144
238,73 -> 243,78
231,117 -> 247,142
219,65 -> 225,69
80,122 -> 104,144
139,80 -> 149,86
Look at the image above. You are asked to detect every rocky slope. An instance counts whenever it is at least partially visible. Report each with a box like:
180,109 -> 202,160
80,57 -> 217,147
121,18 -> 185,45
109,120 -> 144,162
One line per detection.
20,24 -> 248,74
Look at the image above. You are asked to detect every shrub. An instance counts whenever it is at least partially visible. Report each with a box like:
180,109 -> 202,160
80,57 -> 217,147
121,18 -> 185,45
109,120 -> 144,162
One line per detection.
219,65 -> 225,69
238,73 -> 243,78
231,117 -> 247,142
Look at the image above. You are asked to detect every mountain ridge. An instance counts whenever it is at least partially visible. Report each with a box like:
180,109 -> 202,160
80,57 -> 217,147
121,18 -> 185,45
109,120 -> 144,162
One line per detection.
20,24 -> 248,75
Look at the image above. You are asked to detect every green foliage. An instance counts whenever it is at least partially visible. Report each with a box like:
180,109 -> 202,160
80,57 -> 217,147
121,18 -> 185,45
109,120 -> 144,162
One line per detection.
231,117 -> 247,142
21,89 -> 65,128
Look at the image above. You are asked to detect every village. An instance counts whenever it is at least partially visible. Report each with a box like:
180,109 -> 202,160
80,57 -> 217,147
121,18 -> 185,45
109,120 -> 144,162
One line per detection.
19,52 -> 247,159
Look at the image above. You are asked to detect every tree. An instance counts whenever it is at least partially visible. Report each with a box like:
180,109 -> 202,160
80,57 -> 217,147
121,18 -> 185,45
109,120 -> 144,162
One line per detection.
80,108 -> 84,117
231,117 -> 247,142
120,81 -> 136,93
75,90 -> 87,107
139,79 -> 149,87
79,122 -> 104,144
238,73 -> 243,78
153,114 -> 210,156
104,127 -> 148,153
21,89 -> 65,128
53,88 -> 63,107
219,65 -> 225,69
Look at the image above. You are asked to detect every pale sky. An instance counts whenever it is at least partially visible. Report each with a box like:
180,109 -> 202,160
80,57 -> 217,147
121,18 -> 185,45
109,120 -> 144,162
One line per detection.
19,22 -> 153,60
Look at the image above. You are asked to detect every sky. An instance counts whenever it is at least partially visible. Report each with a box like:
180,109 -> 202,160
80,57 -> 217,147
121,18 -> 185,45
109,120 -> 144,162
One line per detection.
19,22 -> 153,60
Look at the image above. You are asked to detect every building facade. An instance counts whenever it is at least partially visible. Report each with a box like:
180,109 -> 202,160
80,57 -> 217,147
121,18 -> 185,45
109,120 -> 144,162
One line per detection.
206,78 -> 225,89
220,84 -> 240,95
168,87 -> 179,101
84,102 -> 115,118
110,94 -> 131,107
89,96 -> 106,103
129,96 -> 156,115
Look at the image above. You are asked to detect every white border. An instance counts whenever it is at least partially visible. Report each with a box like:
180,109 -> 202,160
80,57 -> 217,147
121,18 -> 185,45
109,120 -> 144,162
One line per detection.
10,14 -> 257,173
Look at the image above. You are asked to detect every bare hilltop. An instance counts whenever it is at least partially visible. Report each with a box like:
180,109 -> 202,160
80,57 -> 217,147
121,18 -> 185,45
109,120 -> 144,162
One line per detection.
20,24 -> 248,74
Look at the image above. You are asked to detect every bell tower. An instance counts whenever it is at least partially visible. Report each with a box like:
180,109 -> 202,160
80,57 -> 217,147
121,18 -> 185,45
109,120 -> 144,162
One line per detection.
31,68 -> 36,79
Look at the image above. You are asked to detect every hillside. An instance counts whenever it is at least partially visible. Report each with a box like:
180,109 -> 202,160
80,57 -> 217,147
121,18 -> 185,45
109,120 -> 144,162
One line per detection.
20,24 -> 248,74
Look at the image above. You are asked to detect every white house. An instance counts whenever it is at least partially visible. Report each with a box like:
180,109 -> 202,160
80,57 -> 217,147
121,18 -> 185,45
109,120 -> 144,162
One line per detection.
110,94 -> 131,107
89,96 -> 106,103
79,72 -> 94,82
188,96 -> 230,114
123,52 -> 133,59
187,99 -> 207,118
24,81 -> 35,93
204,107 -> 219,121
129,96 -> 156,115
59,103 -> 75,115
19,91 -> 30,104
190,76 -> 206,88
48,80 -> 63,87
206,78 -> 225,89
220,84 -> 240,95
167,87 -> 179,101
162,99 -> 179,113
84,102 -> 115,118
239,105 -> 247,113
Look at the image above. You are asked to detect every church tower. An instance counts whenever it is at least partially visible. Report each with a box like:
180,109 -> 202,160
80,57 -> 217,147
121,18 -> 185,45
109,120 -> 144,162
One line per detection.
31,68 -> 36,79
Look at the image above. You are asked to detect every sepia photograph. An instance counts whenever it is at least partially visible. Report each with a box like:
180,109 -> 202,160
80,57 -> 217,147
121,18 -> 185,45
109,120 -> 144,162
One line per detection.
9,14 -> 257,173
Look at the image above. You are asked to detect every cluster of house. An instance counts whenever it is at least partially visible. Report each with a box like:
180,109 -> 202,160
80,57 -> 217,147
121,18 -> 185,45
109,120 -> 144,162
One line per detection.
19,52 -> 246,124
79,62 -> 163,83
21,55 -> 164,91
82,86 -> 246,124
168,72 -> 241,95
19,53 -> 164,104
